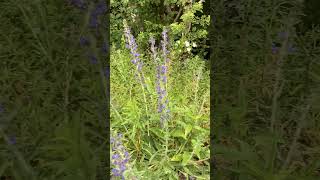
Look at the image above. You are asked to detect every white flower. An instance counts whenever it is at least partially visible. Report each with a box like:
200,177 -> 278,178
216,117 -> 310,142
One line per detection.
192,42 -> 197,47
177,40 -> 180,44
187,47 -> 192,52
185,41 -> 190,47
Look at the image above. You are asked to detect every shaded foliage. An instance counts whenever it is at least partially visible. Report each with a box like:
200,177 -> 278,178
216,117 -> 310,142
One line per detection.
211,0 -> 320,179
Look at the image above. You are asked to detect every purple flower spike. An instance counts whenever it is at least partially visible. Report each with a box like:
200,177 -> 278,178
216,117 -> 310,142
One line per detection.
149,28 -> 171,127
161,28 -> 170,63
124,24 -> 146,86
161,65 -> 167,74
162,76 -> 167,83
159,28 -> 171,126
134,53 -> 140,57
112,154 -> 120,159
111,133 -> 130,178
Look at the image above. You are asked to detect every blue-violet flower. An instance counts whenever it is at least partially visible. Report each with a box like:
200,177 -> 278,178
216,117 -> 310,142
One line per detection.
111,133 -> 130,179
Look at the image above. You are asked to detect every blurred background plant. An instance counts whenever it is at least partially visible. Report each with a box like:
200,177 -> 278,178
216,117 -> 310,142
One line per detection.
211,0 -> 320,179
0,0 -> 108,179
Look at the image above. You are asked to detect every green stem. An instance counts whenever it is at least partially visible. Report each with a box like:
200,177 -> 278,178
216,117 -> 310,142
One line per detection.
138,71 -> 150,136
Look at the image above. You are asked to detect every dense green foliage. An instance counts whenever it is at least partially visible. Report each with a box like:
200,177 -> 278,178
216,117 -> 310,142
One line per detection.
111,49 -> 209,179
212,0 -> 320,179
111,0 -> 210,58
110,0 -> 210,179
0,0 -> 107,179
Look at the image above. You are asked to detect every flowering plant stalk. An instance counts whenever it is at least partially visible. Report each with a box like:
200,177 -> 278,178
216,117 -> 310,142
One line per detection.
149,28 -> 171,158
123,20 -> 150,135
150,28 -> 171,129
111,133 -> 130,179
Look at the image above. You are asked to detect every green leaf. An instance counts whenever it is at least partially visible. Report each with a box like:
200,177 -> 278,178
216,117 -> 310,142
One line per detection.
171,129 -> 186,139
184,124 -> 193,137
182,152 -> 192,166
192,139 -> 202,159
170,154 -> 182,162
150,127 -> 165,140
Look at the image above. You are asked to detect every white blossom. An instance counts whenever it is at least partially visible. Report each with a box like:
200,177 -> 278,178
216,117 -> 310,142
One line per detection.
185,41 -> 190,47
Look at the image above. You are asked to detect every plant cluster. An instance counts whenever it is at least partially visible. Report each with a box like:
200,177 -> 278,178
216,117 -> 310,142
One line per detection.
110,2 -> 210,178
